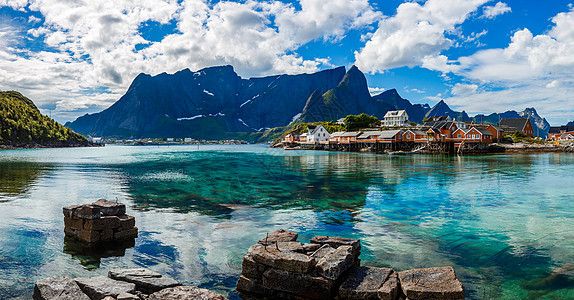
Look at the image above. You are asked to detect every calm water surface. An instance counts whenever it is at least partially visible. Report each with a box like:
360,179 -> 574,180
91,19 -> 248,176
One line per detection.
0,145 -> 573,299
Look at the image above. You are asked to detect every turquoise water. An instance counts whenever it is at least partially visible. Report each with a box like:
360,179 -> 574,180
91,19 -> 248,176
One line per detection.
0,145 -> 573,299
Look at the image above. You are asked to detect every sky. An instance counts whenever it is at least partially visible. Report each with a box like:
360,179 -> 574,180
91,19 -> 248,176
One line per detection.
0,0 -> 573,125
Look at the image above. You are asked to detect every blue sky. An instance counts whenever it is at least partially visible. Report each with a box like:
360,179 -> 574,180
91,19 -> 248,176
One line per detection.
0,0 -> 573,125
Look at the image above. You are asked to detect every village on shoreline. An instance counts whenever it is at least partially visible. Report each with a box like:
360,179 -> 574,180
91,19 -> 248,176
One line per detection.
277,110 -> 574,154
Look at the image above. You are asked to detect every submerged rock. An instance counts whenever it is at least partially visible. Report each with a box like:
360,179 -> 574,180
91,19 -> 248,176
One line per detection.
33,276 -> 90,300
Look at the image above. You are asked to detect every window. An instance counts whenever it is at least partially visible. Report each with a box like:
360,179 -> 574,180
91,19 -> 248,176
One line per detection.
457,134 -> 461,138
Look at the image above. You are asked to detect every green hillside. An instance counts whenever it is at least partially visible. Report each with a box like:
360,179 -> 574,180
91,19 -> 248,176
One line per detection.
0,91 -> 89,147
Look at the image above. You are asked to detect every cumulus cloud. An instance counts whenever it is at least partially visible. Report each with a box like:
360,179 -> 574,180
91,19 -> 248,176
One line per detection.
458,9 -> 574,82
435,8 -> 574,123
368,87 -> 385,95
355,0 -> 489,73
0,0 -> 379,122
482,2 -> 511,19
451,83 -> 478,96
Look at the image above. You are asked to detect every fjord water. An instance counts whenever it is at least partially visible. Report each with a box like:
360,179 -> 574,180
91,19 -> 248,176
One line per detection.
0,145 -> 573,299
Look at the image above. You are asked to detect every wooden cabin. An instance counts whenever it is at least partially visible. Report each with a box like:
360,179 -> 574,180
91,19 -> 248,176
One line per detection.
499,118 -> 534,137
548,125 -> 574,140
402,130 -> 427,142
283,133 -> 300,143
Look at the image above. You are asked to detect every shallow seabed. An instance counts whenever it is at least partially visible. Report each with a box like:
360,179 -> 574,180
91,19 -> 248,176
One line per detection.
0,145 -> 573,299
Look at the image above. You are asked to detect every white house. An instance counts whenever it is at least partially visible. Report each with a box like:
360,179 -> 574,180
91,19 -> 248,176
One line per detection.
382,110 -> 409,127
301,125 -> 330,143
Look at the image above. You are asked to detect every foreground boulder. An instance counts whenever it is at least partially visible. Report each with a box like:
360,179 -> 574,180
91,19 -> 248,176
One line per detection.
338,266 -> 395,300
33,276 -> 90,300
237,229 -> 361,299
149,286 -> 228,300
237,230 -> 465,300
108,268 -> 180,294
398,267 -> 464,300
33,269 -> 227,300
74,276 -> 136,300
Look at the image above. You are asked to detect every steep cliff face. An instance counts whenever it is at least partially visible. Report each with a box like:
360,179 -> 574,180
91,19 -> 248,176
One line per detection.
298,66 -> 411,123
66,66 -> 346,138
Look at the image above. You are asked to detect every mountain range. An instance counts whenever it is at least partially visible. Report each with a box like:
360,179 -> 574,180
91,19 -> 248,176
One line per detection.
66,65 -> 551,139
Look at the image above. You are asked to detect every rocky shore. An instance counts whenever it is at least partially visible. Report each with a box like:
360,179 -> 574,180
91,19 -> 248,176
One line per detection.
236,229 -> 464,299
33,268 -> 227,300
495,141 -> 574,153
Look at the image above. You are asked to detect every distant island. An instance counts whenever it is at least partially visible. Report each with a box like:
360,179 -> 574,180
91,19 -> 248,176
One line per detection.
0,91 -> 90,149
65,65 -> 551,142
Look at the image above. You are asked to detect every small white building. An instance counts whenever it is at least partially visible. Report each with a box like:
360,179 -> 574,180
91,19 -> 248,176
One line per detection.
301,124 -> 330,143
382,110 -> 409,127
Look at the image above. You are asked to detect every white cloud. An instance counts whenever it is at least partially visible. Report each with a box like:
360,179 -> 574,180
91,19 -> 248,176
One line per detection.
0,0 -> 380,122
0,0 -> 28,10
546,80 -> 561,88
368,87 -> 385,95
434,8 -> 574,124
458,9 -> 574,82
355,0 -> 489,73
445,82 -> 574,125
451,83 -> 478,96
482,2 -> 511,19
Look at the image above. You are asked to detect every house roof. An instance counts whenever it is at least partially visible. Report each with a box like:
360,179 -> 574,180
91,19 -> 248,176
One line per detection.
549,125 -> 574,133
477,128 -> 494,136
499,118 -> 529,132
384,110 -> 408,118
379,130 -> 402,139
341,131 -> 363,137
404,130 -> 426,135
330,131 -> 346,138
358,131 -> 382,139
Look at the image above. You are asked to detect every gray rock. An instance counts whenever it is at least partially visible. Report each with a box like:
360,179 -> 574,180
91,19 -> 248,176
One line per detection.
249,243 -> 315,274
378,272 -> 399,300
241,253 -> 267,280
262,268 -> 334,300
310,244 -> 336,260
236,275 -> 271,296
315,245 -> 355,280
310,236 -> 361,257
398,267 -> 464,300
108,268 -> 180,294
258,229 -> 298,245
302,243 -> 322,254
33,276 -> 90,300
149,285 -> 228,300
75,276 -> 136,300
117,292 -> 140,300
65,204 -> 101,219
92,199 -> 126,216
338,266 -> 393,300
